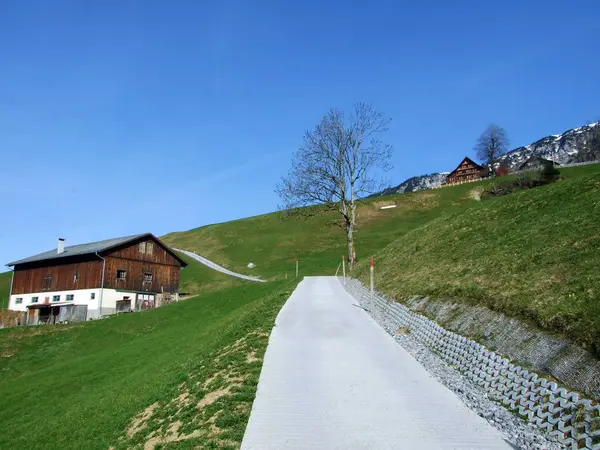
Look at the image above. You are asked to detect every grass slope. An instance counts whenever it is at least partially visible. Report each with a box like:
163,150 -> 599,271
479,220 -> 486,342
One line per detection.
164,164 -> 600,350
0,280 -> 294,449
162,181 -> 496,280
356,172 -> 600,352
177,251 -> 243,297
0,163 -> 598,449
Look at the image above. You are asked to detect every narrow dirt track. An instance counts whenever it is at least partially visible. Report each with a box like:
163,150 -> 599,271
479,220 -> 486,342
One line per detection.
241,276 -> 515,450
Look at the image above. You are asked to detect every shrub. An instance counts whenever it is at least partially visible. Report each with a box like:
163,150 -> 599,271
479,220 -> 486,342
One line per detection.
540,161 -> 561,183
485,164 -> 561,197
486,175 -> 542,197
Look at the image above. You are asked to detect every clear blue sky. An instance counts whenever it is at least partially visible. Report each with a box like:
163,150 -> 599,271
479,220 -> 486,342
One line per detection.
1,0 -> 599,266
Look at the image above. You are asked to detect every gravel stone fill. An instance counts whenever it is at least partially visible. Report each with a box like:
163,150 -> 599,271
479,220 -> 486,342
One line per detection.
342,278 -> 563,450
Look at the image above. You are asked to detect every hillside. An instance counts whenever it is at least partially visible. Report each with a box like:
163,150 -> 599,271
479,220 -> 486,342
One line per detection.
162,181 -> 496,280
381,121 -> 600,194
0,278 -> 294,449
1,163 -> 599,449
164,164 -> 600,350
356,170 -> 600,353
176,251 -> 243,296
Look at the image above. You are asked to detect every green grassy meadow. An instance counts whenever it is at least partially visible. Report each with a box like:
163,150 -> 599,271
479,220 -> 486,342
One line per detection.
0,279 -> 294,449
164,163 -> 600,350
162,179 -> 496,280
354,170 -> 600,352
176,251 -> 243,297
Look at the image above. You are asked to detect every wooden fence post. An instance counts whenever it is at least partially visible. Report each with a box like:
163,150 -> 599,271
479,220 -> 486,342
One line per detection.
370,256 -> 374,294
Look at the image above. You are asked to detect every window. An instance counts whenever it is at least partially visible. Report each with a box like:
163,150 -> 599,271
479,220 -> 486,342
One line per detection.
31,296 -> 39,303
143,272 -> 153,283
15,297 -> 23,304
117,270 -> 127,280
74,273 -> 79,281
90,292 -> 96,300
43,274 -> 52,291
52,295 -> 60,302
66,294 -> 74,301
139,241 -> 153,255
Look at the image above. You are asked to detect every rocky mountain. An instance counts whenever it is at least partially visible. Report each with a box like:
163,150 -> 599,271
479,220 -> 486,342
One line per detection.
379,121 -> 599,195
378,172 -> 449,195
497,121 -> 599,168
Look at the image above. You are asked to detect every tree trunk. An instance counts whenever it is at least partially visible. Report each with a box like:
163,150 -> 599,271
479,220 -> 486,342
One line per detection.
347,226 -> 355,270
346,201 -> 357,270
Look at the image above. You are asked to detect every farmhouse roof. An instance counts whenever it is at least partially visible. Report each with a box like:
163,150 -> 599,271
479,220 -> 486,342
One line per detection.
449,157 -> 484,174
7,233 -> 187,267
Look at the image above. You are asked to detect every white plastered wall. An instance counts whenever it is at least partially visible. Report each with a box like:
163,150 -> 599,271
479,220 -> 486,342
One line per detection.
9,288 -> 101,319
10,289 -> 159,320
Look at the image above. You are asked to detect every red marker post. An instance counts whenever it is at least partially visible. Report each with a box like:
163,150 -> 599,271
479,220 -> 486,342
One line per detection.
370,256 -> 374,294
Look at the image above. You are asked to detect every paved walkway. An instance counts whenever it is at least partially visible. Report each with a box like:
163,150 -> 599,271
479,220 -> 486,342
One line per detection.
241,276 -> 514,449
174,249 -> 265,282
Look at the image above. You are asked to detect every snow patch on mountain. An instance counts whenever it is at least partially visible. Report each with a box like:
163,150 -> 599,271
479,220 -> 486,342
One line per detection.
497,121 -> 599,169
379,172 -> 450,195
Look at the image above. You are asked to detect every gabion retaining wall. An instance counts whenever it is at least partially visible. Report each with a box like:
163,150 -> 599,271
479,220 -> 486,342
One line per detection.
345,279 -> 600,450
405,296 -> 600,399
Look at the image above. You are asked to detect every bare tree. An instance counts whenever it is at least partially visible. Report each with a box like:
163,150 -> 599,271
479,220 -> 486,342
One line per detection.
474,124 -> 509,176
276,103 -> 393,269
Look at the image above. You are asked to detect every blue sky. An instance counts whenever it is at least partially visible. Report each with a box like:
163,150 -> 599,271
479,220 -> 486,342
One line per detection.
1,0 -> 599,265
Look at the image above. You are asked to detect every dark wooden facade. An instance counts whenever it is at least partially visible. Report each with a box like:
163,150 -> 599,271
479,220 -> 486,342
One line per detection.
10,235 -> 185,296
446,157 -> 488,184
103,238 -> 182,293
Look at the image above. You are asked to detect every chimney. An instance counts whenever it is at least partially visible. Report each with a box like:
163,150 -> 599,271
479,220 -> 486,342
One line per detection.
57,238 -> 65,254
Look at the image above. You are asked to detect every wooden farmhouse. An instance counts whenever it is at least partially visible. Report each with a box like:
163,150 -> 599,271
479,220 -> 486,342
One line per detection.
446,157 -> 489,185
6,234 -> 187,324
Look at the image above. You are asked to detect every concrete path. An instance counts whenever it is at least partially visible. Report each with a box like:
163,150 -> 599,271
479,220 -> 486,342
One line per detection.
174,249 -> 265,282
241,276 -> 514,450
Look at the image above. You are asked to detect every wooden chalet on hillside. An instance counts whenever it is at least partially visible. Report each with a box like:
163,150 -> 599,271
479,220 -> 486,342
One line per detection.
446,157 -> 489,185
6,233 -> 187,324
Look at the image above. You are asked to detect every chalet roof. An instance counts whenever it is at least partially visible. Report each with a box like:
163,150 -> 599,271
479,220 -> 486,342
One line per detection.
449,156 -> 484,174
7,233 -> 187,267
